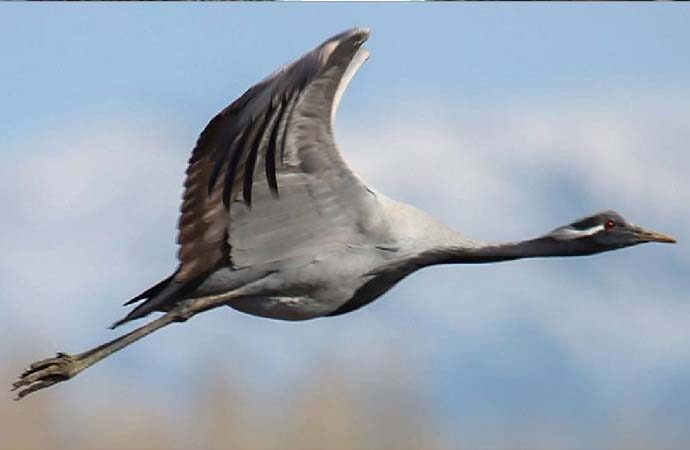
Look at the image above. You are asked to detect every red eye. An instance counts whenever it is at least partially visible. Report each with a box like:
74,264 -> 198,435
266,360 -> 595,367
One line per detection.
604,220 -> 616,231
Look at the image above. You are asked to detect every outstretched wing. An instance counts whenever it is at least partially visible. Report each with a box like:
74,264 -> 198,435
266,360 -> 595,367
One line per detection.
176,27 -> 379,284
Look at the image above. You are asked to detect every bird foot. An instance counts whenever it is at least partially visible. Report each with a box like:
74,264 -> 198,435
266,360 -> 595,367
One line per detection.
12,352 -> 83,400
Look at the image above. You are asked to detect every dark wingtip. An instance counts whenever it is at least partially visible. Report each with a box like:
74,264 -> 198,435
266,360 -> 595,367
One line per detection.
113,298 -> 154,328
265,96 -> 287,197
243,191 -> 252,208
123,274 -> 175,306
269,186 -> 279,199
325,27 -> 370,48
109,318 -> 126,330
123,296 -> 143,306
110,309 -> 141,329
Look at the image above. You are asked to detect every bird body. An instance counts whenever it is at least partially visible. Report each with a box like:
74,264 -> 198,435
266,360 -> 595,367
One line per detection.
195,193 -> 476,321
13,27 -> 675,399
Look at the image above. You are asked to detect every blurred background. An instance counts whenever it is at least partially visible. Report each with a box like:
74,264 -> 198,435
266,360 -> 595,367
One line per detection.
2,4 -> 689,450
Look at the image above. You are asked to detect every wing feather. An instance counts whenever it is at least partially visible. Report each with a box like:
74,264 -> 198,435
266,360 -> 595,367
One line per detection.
174,27 -> 376,284
266,94 -> 295,195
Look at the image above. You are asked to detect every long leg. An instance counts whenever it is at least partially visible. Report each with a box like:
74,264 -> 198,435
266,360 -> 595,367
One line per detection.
13,289 -> 238,400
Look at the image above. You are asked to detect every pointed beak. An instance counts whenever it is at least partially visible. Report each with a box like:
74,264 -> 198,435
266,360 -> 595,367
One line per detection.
632,226 -> 676,244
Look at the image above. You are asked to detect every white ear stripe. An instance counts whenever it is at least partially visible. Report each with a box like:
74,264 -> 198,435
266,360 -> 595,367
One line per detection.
552,224 -> 605,239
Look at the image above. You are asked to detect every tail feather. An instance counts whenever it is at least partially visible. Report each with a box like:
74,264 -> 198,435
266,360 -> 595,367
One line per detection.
123,274 -> 176,306
111,275 -> 184,329
112,268 -> 215,329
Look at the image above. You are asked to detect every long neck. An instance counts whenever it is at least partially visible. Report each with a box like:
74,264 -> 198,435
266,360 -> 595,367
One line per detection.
430,236 -> 593,265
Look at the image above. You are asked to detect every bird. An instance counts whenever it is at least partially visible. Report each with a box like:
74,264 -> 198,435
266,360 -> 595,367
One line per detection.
13,27 -> 675,400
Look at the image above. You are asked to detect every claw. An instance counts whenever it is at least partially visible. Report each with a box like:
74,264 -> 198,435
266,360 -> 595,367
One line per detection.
12,353 -> 79,400
22,352 -> 66,374
14,364 -> 68,388
14,377 -> 62,400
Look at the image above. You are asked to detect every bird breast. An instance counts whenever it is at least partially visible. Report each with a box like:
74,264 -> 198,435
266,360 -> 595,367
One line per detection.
224,245 -> 402,321
227,294 -> 338,321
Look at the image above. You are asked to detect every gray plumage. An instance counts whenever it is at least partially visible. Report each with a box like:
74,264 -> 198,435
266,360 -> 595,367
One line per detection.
13,27 -> 675,399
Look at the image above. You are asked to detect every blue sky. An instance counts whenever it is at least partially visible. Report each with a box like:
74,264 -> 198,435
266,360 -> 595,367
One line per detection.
2,4 -> 690,449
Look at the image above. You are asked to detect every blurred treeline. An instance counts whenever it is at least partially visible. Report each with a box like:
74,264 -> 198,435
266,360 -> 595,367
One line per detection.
2,358 -> 446,450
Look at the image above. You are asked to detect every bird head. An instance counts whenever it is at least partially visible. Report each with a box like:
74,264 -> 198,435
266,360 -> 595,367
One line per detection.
546,210 -> 675,254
